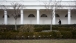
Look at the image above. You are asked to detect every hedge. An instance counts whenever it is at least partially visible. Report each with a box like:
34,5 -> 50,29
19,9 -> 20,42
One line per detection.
51,31 -> 62,39
0,25 -> 76,32
72,30 -> 76,39
0,31 -> 73,39
60,31 -> 73,39
0,25 -> 76,39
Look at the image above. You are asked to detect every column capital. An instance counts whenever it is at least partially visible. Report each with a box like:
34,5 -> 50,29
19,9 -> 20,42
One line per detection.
4,10 -> 7,15
3,9 -> 7,11
36,9 -> 40,10
68,8 -> 71,10
20,9 -> 24,10
4,10 -> 7,12
21,9 -> 23,14
68,9 -> 71,13
68,9 -> 71,10
4,9 -> 6,11
53,7 -> 55,9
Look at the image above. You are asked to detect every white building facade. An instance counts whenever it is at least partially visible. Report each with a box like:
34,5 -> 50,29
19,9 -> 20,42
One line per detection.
0,0 -> 76,25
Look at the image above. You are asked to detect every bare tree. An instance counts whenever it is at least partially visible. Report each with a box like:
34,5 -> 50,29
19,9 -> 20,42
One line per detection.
18,25 -> 35,32
39,0 -> 62,31
1,5 -> 7,10
1,2 -> 24,30
11,3 -> 24,30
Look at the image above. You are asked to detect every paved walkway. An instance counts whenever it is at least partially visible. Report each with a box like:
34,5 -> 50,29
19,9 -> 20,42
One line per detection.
0,39 -> 76,43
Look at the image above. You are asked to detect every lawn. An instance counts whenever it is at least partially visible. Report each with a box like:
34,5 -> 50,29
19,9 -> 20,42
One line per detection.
0,39 -> 76,43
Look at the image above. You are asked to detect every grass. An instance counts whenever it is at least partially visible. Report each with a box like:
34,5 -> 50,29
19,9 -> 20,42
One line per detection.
0,39 -> 76,43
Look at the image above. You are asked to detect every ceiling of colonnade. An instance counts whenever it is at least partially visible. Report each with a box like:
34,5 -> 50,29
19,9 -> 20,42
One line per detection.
0,0 -> 75,1
0,0 -> 76,9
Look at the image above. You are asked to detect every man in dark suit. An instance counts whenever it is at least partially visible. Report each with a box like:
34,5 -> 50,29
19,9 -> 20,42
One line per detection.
58,19 -> 61,25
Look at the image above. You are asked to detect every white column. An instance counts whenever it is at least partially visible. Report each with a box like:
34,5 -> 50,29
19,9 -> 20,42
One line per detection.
68,9 -> 71,24
20,9 -> 23,24
52,8 -> 55,24
37,9 -> 40,24
4,10 -> 7,25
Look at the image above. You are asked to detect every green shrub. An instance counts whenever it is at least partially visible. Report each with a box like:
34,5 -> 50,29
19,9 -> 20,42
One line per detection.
0,32 -> 19,39
60,31 -> 73,39
0,24 -> 76,39
72,30 -> 76,39
9,32 -> 18,39
0,31 -> 74,39
51,31 -> 62,39
33,32 -> 60,39
34,25 -> 50,32
58,27 -> 72,31
52,26 -> 58,30
34,27 -> 43,32
39,32 -> 49,38
18,25 -> 35,32
25,32 -> 34,39
33,32 -> 41,39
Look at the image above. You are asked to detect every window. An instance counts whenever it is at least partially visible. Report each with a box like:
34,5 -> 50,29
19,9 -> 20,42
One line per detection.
56,14 -> 60,17
65,14 -> 68,17
2,15 -> 10,18
41,14 -> 47,17
28,14 -> 35,17
8,15 -> 10,18
65,14 -> 72,17
17,14 -> 20,18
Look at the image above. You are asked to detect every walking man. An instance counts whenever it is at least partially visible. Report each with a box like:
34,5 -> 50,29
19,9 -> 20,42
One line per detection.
58,19 -> 61,25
